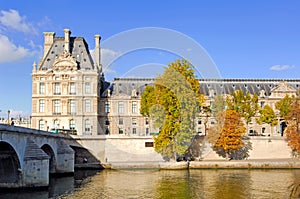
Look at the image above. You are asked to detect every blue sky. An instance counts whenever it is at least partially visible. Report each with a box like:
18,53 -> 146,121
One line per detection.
0,0 -> 299,117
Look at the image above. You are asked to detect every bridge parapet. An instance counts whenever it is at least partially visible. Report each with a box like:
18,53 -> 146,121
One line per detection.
0,124 -> 74,188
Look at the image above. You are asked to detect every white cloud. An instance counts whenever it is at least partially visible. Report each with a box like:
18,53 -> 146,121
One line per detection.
269,64 -> 295,71
0,34 -> 31,63
0,9 -> 37,34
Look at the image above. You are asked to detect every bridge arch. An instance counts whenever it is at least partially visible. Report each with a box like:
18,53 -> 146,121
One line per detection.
41,144 -> 56,173
0,141 -> 21,184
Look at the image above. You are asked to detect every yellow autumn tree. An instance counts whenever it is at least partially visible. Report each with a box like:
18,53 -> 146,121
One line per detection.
214,109 -> 246,159
140,59 -> 204,160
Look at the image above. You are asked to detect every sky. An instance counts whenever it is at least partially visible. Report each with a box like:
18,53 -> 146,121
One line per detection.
0,0 -> 299,117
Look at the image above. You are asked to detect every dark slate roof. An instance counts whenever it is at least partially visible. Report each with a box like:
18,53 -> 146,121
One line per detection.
39,37 -> 94,70
101,78 -> 154,98
102,78 -> 300,97
199,79 -> 300,96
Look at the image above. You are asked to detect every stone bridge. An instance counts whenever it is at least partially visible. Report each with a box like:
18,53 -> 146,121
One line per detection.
0,124 -> 78,188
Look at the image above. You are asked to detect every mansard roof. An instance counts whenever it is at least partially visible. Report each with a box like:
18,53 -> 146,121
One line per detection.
38,37 -> 94,71
101,78 -> 300,98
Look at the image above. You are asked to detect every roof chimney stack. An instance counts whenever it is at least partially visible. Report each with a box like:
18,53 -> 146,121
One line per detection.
64,29 -> 71,53
94,34 -> 101,71
43,32 -> 55,58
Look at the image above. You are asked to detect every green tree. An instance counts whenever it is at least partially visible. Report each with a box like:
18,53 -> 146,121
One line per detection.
275,94 -> 294,120
214,109 -> 245,159
206,95 -> 226,145
257,104 -> 278,135
211,94 -> 226,117
140,85 -> 156,116
140,59 -> 203,160
227,90 -> 259,134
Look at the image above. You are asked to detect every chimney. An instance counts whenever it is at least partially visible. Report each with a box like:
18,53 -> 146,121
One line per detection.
64,29 -> 71,52
94,34 -> 101,71
43,32 -> 55,58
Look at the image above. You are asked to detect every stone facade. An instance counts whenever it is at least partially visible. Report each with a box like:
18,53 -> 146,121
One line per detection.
101,78 -> 300,137
31,29 -> 103,135
32,29 -> 300,137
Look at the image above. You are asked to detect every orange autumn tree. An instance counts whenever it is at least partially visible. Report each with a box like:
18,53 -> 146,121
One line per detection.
214,109 -> 246,159
285,98 -> 300,157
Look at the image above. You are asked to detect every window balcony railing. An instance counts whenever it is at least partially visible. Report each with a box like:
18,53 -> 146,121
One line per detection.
53,112 -> 61,116
69,92 -> 76,95
54,92 -> 61,95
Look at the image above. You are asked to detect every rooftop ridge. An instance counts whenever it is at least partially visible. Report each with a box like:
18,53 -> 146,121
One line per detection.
113,77 -> 300,82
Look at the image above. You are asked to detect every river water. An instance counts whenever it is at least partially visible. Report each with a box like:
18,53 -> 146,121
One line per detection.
0,169 -> 300,199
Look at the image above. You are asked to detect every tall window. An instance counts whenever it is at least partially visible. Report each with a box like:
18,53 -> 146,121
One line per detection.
39,120 -> 44,130
106,127 -> 110,135
105,101 -> 110,113
198,128 -> 202,134
119,118 -> 123,125
69,119 -> 75,130
146,128 -> 149,135
198,118 -> 202,125
119,127 -> 123,134
39,99 -> 45,113
54,100 -> 60,114
85,99 -> 91,112
70,99 -> 75,114
145,117 -> 149,125
132,101 -> 137,113
70,82 -> 76,94
132,128 -> 136,134
54,82 -> 60,95
260,101 -> 265,108
118,101 -> 124,113
39,82 -> 45,94
53,119 -> 59,128
132,118 -> 137,125
85,82 -> 91,94
85,119 -> 91,132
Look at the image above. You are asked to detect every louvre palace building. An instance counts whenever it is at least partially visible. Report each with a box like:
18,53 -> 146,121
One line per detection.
31,29 -> 300,136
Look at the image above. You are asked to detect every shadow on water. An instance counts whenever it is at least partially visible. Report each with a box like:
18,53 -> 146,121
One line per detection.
0,170 -> 101,199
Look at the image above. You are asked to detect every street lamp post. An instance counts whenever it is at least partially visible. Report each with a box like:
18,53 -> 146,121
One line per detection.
7,110 -> 10,125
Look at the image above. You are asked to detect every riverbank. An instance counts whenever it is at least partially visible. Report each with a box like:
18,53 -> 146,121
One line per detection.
104,158 -> 300,170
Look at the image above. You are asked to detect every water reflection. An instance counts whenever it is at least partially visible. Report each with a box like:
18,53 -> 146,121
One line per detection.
0,170 -> 98,199
65,169 -> 300,199
0,169 -> 299,199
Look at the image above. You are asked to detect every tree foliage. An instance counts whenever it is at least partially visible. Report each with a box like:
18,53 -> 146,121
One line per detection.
285,98 -> 300,156
226,90 -> 259,125
140,59 -> 204,160
214,110 -> 246,159
275,94 -> 294,120
211,94 -> 226,117
257,104 -> 278,127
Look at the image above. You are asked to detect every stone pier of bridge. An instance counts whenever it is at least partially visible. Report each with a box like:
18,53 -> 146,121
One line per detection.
0,124 -> 74,188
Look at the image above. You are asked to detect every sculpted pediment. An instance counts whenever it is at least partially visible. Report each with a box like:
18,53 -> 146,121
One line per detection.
53,50 -> 78,71
271,81 -> 296,93
270,81 -> 296,98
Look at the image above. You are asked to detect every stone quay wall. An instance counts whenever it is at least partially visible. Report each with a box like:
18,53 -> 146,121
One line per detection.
71,135 -> 294,166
